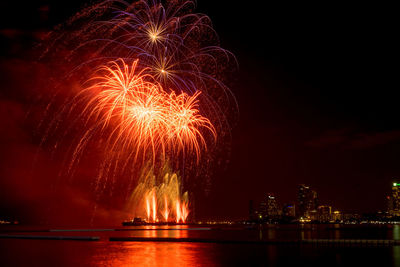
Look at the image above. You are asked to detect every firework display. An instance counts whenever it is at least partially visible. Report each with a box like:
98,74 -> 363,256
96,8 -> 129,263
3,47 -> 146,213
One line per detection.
78,58 -> 216,165
39,0 -> 236,222
130,163 -> 189,223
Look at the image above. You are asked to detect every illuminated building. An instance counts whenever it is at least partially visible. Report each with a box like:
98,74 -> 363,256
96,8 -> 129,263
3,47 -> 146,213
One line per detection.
266,194 -> 280,219
298,184 -> 318,218
342,213 -> 361,223
282,204 -> 296,218
317,205 -> 332,222
259,193 -> 280,221
390,182 -> 400,217
387,195 -> 393,214
332,210 -> 342,222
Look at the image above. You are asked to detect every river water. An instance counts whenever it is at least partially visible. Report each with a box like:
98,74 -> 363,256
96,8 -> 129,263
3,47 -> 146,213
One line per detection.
1,224 -> 399,266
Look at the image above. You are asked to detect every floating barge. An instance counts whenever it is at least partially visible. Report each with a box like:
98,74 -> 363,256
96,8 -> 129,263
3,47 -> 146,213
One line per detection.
122,217 -> 190,226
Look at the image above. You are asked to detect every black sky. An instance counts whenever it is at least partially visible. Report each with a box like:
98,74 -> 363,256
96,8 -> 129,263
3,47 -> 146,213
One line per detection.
0,0 -> 399,222
197,1 -> 399,218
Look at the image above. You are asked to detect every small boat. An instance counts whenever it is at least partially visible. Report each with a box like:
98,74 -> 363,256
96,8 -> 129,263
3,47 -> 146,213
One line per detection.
122,217 -> 191,226
122,217 -> 148,226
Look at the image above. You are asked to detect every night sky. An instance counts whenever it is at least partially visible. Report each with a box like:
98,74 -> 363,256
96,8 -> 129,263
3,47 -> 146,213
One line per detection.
0,1 -> 398,224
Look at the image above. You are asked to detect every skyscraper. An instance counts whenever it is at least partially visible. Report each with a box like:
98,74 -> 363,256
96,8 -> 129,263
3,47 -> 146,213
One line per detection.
317,205 -> 332,222
259,193 -> 280,221
298,184 -> 318,218
266,193 -> 280,219
282,204 -> 296,218
391,182 -> 400,217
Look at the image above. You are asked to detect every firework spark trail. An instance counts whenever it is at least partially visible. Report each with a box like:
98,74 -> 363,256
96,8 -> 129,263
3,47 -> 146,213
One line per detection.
45,0 -> 237,116
132,164 -> 189,223
77,58 -> 216,165
163,195 -> 169,221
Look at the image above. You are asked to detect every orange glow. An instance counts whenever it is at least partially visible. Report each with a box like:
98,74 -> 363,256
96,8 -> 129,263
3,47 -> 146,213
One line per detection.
174,199 -> 189,223
139,190 -> 189,223
152,190 -> 157,222
146,193 -> 151,222
181,201 -> 189,223
176,201 -> 181,223
163,196 -> 169,222
131,167 -> 190,223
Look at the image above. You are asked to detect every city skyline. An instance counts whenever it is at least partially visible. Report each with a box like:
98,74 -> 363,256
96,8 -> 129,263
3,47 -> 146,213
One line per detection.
249,180 -> 400,223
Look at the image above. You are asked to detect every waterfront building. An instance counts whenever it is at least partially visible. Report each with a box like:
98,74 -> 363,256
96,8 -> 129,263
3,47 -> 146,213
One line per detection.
266,193 -> 280,219
391,182 -> 400,217
387,195 -> 393,214
309,209 -> 318,221
332,210 -> 341,222
282,204 -> 296,218
317,205 -> 332,222
258,193 -> 281,221
298,184 -> 318,218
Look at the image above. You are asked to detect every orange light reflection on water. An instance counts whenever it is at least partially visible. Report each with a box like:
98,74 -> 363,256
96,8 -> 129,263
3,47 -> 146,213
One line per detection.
96,242 -> 207,267
139,225 -> 190,239
97,226 -> 195,266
